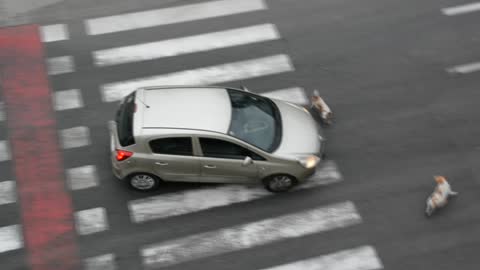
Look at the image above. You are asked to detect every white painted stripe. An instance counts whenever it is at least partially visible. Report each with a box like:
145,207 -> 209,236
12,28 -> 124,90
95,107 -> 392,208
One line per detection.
0,181 -> 16,205
84,253 -> 116,270
101,54 -> 293,102
86,0 -> 266,35
40,24 -> 69,42
0,141 -> 11,162
47,56 -> 75,75
0,102 -> 5,121
142,201 -> 361,268
262,87 -> 309,105
93,24 -> 280,67
53,89 -> 84,111
442,2 -> 480,15
66,165 -> 99,190
0,225 -> 23,253
60,126 -> 91,149
75,207 -> 109,235
129,161 -> 341,223
259,246 -> 383,270
304,160 -> 343,186
447,61 -> 480,74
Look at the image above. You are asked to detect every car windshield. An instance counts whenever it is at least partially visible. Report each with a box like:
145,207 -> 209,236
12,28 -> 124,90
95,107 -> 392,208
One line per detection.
226,89 -> 282,152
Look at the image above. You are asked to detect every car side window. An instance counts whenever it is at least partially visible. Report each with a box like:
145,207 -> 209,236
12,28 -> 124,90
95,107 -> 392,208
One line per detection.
149,137 -> 193,156
199,138 -> 265,160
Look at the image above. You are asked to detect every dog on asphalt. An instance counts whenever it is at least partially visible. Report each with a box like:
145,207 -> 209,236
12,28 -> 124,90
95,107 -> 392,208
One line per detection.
425,176 -> 458,215
311,89 -> 333,125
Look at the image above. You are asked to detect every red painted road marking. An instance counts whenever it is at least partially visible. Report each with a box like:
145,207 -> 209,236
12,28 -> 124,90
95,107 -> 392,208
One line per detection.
0,25 -> 80,270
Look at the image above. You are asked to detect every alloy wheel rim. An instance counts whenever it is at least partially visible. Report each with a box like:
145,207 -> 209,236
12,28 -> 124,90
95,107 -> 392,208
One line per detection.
131,174 -> 155,190
270,175 -> 292,191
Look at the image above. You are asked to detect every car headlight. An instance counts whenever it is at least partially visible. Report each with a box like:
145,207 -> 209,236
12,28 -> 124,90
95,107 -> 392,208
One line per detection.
297,155 -> 320,169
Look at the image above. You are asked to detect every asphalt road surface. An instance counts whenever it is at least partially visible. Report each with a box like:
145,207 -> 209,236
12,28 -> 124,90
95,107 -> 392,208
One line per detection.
1,0 -> 480,269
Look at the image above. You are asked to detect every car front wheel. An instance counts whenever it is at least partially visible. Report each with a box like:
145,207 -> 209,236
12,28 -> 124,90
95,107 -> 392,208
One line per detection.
263,174 -> 297,193
128,173 -> 160,191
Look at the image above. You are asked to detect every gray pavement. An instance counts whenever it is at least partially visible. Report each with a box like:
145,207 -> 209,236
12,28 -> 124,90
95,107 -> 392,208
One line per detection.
1,0 -> 480,269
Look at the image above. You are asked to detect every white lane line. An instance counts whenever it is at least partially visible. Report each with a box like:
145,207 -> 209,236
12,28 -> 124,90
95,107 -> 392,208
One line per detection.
259,246 -> 383,270
0,102 -> 5,121
101,54 -> 294,102
75,207 -> 109,235
66,165 -> 99,190
40,24 -> 69,42
141,201 -> 361,268
53,89 -> 84,111
442,2 -> 480,15
262,87 -> 309,105
129,161 -> 341,223
85,0 -> 267,35
93,24 -> 280,67
447,61 -> 480,74
0,141 -> 11,162
0,225 -> 23,253
0,181 -> 16,205
84,253 -> 116,270
47,56 -> 75,75
60,126 -> 91,149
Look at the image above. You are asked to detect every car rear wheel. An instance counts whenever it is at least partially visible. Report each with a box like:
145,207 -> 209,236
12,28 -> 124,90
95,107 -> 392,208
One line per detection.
263,174 -> 297,193
128,173 -> 160,191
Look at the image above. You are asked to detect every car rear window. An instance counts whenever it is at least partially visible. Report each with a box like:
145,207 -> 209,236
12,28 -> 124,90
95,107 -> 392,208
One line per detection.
116,92 -> 136,146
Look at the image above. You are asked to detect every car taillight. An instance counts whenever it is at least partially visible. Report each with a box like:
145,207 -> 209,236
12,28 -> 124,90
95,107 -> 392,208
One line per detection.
116,149 -> 133,161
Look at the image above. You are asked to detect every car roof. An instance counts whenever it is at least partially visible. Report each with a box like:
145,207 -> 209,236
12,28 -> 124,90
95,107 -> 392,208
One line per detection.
138,87 -> 232,134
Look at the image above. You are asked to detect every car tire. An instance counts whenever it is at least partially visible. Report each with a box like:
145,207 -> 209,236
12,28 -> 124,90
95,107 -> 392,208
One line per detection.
263,174 -> 297,193
127,173 -> 161,191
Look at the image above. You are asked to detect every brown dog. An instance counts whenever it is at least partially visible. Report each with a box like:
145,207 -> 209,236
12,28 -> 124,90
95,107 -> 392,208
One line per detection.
425,176 -> 458,216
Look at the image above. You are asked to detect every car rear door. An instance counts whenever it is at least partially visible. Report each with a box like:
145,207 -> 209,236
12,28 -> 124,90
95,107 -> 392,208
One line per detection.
147,137 -> 201,182
197,137 -> 260,183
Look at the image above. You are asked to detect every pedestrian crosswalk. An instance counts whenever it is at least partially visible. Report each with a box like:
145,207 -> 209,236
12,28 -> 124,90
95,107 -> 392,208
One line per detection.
84,0 -> 267,35
0,181 -> 16,205
129,161 -> 342,223
442,2 -> 480,74
101,54 -> 294,102
141,201 -> 362,268
442,2 -> 480,16
40,24 -> 69,42
0,141 -> 10,162
0,102 -> 5,122
53,89 -> 84,111
0,224 -> 23,254
0,0 -> 385,269
259,246 -> 383,270
92,23 -> 281,67
46,55 -> 75,75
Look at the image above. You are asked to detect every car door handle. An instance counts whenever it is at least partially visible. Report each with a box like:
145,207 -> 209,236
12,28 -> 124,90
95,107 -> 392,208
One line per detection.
155,162 -> 168,166
204,165 -> 216,169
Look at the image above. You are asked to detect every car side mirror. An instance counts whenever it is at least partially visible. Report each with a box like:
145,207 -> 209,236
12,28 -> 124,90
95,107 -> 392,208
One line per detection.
242,156 -> 253,166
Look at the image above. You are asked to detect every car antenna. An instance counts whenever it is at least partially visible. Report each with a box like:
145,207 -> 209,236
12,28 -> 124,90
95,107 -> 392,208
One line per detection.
137,97 -> 150,108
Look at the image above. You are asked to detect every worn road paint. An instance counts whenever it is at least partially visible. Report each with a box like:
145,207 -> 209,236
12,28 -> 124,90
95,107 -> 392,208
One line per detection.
0,24 -> 80,270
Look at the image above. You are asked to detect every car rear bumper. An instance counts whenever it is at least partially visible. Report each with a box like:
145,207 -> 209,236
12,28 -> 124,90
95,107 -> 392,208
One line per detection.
112,163 -> 124,180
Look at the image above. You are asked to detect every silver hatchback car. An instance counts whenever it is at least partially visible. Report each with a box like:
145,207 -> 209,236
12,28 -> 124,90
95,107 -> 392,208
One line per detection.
109,86 -> 325,192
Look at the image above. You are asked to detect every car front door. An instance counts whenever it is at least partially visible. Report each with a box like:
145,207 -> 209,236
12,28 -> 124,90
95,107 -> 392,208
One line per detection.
147,137 -> 201,182
197,137 -> 261,183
